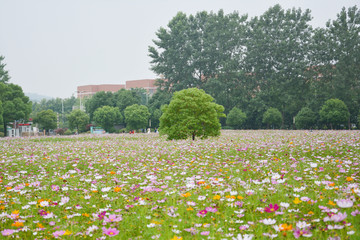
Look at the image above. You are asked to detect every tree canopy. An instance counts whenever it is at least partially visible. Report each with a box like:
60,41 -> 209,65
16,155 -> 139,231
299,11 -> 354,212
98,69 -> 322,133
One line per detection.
319,99 -> 350,129
93,106 -> 122,133
67,110 -> 90,133
124,104 -> 150,131
33,109 -> 57,132
149,5 -> 360,129
159,88 -> 225,140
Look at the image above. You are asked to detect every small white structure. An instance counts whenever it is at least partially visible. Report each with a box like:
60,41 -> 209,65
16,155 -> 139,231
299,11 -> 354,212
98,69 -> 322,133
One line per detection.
7,121 -> 35,137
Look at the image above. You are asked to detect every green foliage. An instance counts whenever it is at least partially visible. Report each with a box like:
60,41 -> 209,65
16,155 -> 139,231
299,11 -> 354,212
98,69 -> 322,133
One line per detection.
295,107 -> 317,129
85,91 -> 114,121
67,110 -> 90,133
93,106 -> 122,133
319,99 -> 350,129
159,88 -> 225,140
262,108 -> 283,129
0,56 -> 10,84
124,104 -> 150,131
149,10 -> 247,93
150,108 -> 162,128
0,82 -> 32,136
226,107 -> 247,129
34,109 -> 57,132
0,101 -> 3,133
114,89 -> 141,112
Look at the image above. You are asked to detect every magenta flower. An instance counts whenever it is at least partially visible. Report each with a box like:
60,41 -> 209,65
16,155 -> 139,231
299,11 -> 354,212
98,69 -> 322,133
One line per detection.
98,211 -> 107,221
102,227 -> 119,237
104,214 -> 122,223
264,204 -> 279,213
1,229 -> 15,236
197,209 -> 208,217
51,185 -> 60,191
293,228 -> 311,239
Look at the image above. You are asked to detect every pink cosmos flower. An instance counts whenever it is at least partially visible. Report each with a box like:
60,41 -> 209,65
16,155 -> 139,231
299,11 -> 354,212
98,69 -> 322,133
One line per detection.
330,212 -> 347,222
104,214 -> 122,223
51,185 -> 60,191
1,229 -> 15,236
264,204 -> 279,213
197,209 -> 208,217
53,230 -> 66,238
205,207 -> 218,213
337,199 -> 353,208
201,231 -> 210,236
102,227 -> 119,237
293,228 -> 312,239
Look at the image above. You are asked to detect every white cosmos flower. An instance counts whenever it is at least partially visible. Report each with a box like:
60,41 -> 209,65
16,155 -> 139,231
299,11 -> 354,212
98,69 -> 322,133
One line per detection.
39,201 -> 49,207
232,234 -> 254,240
101,187 -> 111,192
337,199 -> 353,208
263,219 -> 276,225
280,202 -> 289,208
296,221 -> 311,229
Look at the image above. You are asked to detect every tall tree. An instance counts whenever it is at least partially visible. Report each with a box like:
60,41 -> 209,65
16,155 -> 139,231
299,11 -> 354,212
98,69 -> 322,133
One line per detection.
245,4 -> 313,127
113,89 -> 140,113
149,10 -> 247,93
0,83 -> 32,135
85,91 -> 114,121
311,6 -> 360,127
0,56 -> 10,84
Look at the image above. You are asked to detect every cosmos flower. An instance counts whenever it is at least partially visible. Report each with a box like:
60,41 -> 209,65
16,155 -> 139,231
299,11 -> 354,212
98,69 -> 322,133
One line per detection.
336,199 -> 353,208
104,214 -> 122,223
262,218 -> 276,225
264,204 -> 279,213
102,227 -> 119,237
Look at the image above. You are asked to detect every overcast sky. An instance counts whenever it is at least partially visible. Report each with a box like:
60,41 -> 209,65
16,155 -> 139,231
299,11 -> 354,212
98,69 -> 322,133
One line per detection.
0,0 -> 358,99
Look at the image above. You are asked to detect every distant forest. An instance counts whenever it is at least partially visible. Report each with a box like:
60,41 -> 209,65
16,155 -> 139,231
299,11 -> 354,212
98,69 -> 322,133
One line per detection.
148,4 -> 360,129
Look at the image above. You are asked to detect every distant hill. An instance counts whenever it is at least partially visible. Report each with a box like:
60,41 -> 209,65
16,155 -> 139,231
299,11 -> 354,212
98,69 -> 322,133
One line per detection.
25,92 -> 53,102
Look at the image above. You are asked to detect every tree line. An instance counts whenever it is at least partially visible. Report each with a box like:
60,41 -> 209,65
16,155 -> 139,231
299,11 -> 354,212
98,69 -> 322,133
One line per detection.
149,4 -> 360,129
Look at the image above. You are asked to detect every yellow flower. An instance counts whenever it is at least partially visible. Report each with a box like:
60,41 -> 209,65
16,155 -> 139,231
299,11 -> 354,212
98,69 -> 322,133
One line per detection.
114,187 -> 121,192
186,207 -> 193,211
12,221 -> 24,228
12,210 -> 20,215
346,177 -> 353,181
237,196 -> 244,200
293,198 -> 302,204
181,192 -> 191,198
328,200 -> 336,206
308,211 -> 314,215
171,236 -> 183,240
213,195 -> 221,200
64,230 -> 72,236
204,185 -> 211,189
82,213 -> 90,217
37,223 -> 44,228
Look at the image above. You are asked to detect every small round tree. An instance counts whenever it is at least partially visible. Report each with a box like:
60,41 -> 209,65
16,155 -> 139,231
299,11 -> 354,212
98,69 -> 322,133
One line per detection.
124,104 -> 150,131
159,88 -> 225,140
226,107 -> 247,129
262,107 -> 282,129
295,107 -> 316,129
34,109 -> 57,133
93,106 -> 123,133
67,109 -> 90,133
319,99 -> 349,129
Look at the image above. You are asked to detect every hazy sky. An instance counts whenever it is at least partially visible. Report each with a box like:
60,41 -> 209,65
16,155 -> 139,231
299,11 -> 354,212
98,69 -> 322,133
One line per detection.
0,0 -> 358,99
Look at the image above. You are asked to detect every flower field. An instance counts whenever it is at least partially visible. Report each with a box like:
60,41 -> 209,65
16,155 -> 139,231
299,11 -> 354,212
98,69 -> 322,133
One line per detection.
0,130 -> 359,240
